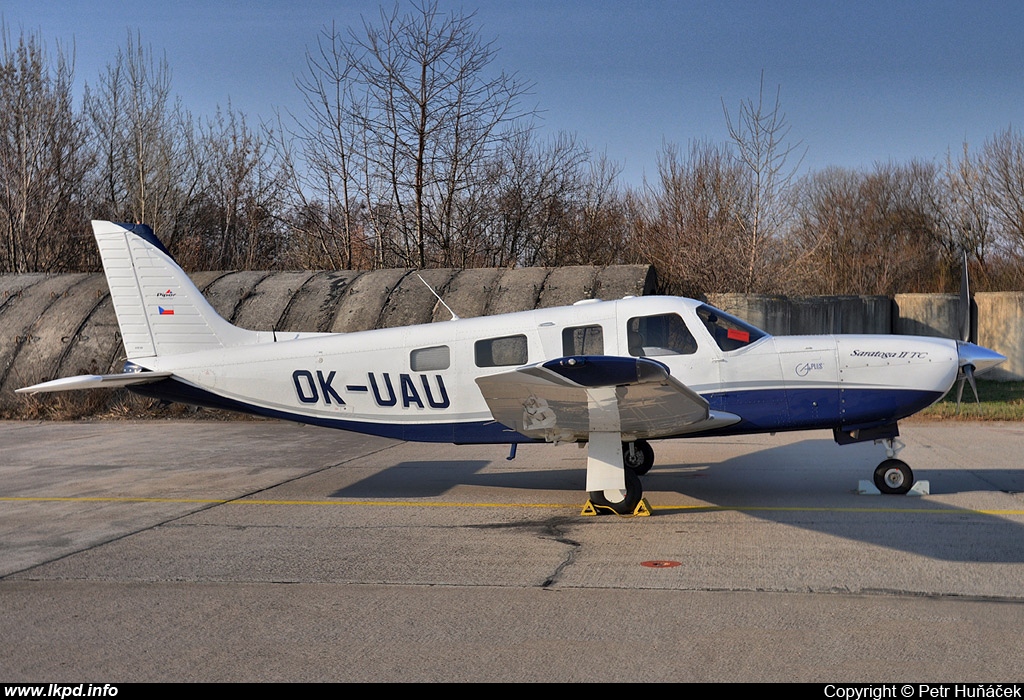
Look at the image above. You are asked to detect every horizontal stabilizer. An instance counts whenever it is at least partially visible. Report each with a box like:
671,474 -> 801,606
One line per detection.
17,372 -> 173,395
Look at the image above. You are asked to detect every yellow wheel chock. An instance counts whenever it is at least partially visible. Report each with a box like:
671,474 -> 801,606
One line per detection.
581,497 -> 652,517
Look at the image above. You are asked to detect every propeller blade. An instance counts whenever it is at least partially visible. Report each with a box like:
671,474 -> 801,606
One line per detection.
965,363 -> 980,404
955,364 -> 980,414
958,250 -> 972,343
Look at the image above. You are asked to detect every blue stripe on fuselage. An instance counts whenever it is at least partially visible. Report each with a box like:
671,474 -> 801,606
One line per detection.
129,378 -> 530,443
704,386 -> 942,435
131,378 -> 942,444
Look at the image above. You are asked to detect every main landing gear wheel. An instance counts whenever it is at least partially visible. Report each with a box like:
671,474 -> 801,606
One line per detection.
873,459 -> 914,495
623,440 -> 655,476
588,468 -> 643,515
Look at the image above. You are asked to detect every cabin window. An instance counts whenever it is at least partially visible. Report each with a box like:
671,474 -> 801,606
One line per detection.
410,345 -> 450,371
475,335 -> 528,367
562,325 -> 604,355
696,305 -> 767,352
626,314 -> 697,357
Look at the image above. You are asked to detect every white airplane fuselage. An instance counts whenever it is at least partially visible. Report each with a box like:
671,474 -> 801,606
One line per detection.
131,295 -> 963,444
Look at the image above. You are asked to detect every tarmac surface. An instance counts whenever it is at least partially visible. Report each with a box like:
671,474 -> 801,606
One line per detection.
2,418 -> 1024,682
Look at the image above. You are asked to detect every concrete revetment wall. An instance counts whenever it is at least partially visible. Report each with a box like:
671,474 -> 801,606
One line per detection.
0,266 -> 656,413
2,267 -> 1021,415
708,292 -> 1022,382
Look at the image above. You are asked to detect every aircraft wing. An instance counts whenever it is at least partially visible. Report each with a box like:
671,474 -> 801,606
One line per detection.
17,371 -> 173,395
475,356 -> 739,441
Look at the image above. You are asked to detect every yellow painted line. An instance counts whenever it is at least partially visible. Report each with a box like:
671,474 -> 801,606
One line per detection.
652,504 -> 1024,516
251,499 -> 569,507
0,496 -> 227,504
0,495 -> 561,508
2,495 -> 1024,516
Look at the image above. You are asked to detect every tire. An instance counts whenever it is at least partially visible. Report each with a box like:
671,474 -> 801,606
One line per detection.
873,459 -> 914,495
588,468 -> 644,515
622,440 -> 655,476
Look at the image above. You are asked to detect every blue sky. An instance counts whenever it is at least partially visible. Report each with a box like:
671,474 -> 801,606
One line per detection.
3,0 -> 1022,186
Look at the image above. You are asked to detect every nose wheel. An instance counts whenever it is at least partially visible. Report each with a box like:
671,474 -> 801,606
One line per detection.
873,458 -> 914,495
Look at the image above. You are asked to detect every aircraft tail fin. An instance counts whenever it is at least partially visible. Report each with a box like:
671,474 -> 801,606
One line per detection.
93,220 -> 263,359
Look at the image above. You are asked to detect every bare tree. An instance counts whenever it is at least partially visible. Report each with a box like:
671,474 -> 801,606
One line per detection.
479,130 -> 593,267
287,22 -> 367,269
785,167 -> 861,294
0,26 -> 92,273
342,0 -> 533,267
633,140 -> 749,296
937,143 -> 997,288
84,32 -> 202,255
197,105 -> 289,269
723,73 -> 802,292
979,127 -> 1024,286
785,162 -> 944,294
549,152 -> 630,267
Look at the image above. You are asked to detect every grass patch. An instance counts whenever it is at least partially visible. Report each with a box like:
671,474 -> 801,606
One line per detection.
5,389 -> 266,422
915,379 -> 1024,421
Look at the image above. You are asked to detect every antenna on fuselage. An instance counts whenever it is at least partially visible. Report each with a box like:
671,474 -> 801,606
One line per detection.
416,273 -> 461,321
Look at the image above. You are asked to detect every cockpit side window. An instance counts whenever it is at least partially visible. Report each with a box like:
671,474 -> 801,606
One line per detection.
696,304 -> 767,352
625,314 -> 697,357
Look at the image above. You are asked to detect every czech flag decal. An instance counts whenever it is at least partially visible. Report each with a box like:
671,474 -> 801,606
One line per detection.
158,306 -> 175,315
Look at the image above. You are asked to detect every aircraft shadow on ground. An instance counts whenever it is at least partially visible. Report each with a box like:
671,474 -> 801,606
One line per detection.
330,460 -> 495,498
331,438 -> 1024,564
647,437 -> 1024,564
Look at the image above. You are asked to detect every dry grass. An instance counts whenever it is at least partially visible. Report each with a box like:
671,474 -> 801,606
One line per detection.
913,380 -> 1024,421
6,389 -> 265,422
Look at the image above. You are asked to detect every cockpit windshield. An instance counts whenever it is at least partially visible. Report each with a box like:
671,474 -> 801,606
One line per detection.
696,304 -> 768,352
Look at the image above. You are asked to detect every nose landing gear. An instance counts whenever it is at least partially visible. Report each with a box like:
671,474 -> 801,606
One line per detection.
873,458 -> 914,495
873,438 -> 914,495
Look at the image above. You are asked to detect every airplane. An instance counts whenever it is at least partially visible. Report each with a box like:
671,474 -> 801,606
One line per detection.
18,221 -> 1007,515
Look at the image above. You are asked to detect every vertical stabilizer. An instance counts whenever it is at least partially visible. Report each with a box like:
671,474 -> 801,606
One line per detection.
93,220 -> 262,359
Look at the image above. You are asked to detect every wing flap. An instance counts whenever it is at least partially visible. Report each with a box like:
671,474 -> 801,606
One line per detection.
17,372 -> 173,395
475,356 -> 736,441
